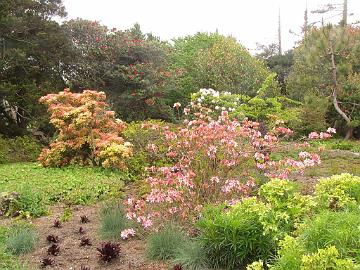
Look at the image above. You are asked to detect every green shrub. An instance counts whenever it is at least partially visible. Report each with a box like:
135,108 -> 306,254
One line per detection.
146,225 -> 187,261
99,202 -> 129,240
9,187 -> 48,218
270,235 -> 305,270
298,94 -> 328,135
301,246 -> 358,270
173,240 -> 210,270
270,237 -> 360,270
123,120 -> 172,179
5,224 -> 37,255
197,198 -> 275,269
259,179 -> 315,240
0,136 -> 41,164
314,173 -> 360,211
299,210 -> 360,262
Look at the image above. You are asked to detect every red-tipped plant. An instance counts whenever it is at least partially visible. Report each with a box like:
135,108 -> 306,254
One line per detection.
80,215 -> 90,223
79,226 -> 85,234
97,242 -> 120,262
46,234 -> 59,243
41,258 -> 54,268
173,265 -> 183,270
53,219 -> 61,228
47,244 -> 60,256
80,237 -> 92,246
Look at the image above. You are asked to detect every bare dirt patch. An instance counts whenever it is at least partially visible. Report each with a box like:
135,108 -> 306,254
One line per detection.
20,204 -> 168,270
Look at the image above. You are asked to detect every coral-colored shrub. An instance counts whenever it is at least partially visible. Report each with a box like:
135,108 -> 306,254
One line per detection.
38,89 -> 132,169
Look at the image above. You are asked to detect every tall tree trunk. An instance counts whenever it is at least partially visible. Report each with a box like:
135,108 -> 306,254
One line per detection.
329,39 -> 352,139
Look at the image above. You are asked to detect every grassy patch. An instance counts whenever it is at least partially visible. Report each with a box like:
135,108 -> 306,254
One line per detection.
99,202 -> 129,240
146,225 -> 188,261
0,226 -> 30,270
305,154 -> 360,177
5,223 -> 37,255
0,163 -> 128,217
173,240 -> 210,270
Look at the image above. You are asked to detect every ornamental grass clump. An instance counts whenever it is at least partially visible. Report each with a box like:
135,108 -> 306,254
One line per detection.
197,198 -> 275,269
99,202 -> 129,240
5,224 -> 37,255
146,225 -> 188,261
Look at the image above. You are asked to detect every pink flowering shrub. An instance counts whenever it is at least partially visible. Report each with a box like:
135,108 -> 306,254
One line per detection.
38,89 -> 132,169
125,107 -> 335,229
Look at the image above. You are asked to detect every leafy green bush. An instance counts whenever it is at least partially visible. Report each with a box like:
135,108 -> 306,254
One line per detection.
314,173 -> 360,211
299,210 -> 360,262
9,187 -> 48,218
173,240 -> 210,270
146,225 -> 188,261
197,198 -> 275,269
270,236 -> 360,270
5,224 -> 37,255
0,136 -> 41,164
123,120 -> 172,179
99,202 -> 129,240
270,235 -> 305,270
259,179 -> 315,240
301,246 -> 358,270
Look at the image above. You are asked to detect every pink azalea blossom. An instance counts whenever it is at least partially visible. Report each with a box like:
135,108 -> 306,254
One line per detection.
120,228 -> 136,239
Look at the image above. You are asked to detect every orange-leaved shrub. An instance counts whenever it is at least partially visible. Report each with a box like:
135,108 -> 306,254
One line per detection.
38,88 -> 132,169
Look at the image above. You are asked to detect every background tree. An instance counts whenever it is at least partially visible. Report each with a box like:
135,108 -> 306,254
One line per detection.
0,0 -> 71,136
62,20 -> 174,121
256,43 -> 294,94
287,25 -> 360,138
170,33 -> 270,104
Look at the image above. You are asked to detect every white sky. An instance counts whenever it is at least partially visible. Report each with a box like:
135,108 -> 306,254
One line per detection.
62,0 -> 360,52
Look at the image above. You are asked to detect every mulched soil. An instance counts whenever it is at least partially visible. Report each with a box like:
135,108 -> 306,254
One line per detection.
19,204 -> 168,270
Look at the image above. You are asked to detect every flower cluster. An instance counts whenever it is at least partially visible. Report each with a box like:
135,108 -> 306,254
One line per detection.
38,89 -> 132,169
120,228 -> 136,239
125,103 -> 328,229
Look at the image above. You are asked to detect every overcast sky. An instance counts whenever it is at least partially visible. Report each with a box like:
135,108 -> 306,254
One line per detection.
62,0 -> 360,52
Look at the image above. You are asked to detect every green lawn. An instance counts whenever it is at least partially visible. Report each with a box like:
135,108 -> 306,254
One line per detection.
0,163 -> 128,217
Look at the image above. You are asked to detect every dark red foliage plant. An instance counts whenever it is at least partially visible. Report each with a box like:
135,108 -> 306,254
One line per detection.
97,242 -> 120,262
47,244 -> 60,256
41,258 -> 54,268
46,234 -> 59,243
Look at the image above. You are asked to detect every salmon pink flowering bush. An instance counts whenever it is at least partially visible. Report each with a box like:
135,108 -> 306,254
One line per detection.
38,89 -> 132,169
125,106 -> 335,229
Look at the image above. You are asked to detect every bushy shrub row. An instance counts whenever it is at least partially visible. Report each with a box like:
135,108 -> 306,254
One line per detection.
146,174 -> 360,270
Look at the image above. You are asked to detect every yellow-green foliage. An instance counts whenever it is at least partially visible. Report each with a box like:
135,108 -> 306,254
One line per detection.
314,173 -> 360,211
301,246 -> 358,270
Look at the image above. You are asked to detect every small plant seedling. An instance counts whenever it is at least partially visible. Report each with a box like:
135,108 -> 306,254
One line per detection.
97,242 -> 120,262
53,219 -> 61,228
80,237 -> 92,246
46,234 -> 59,243
41,258 -> 54,268
80,215 -> 90,223
173,264 -> 183,270
47,244 -> 60,256
60,207 -> 73,222
79,226 -> 85,234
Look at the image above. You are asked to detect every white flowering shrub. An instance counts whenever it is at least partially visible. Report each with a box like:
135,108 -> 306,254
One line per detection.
187,89 -> 301,129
